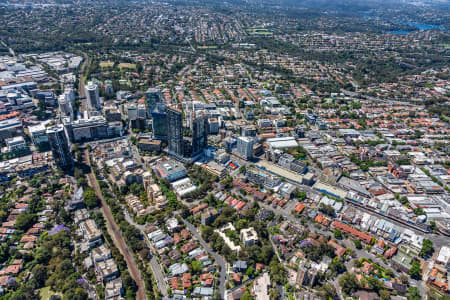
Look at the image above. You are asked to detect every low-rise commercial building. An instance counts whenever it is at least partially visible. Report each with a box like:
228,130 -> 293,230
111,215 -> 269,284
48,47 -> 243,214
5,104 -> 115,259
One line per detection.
0,118 -> 23,141
153,159 -> 187,182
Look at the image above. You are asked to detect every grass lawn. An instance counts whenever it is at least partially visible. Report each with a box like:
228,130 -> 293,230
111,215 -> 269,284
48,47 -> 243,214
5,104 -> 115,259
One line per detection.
197,45 -> 218,49
39,287 -> 62,300
118,63 -> 137,70
99,61 -> 114,68
247,28 -> 273,36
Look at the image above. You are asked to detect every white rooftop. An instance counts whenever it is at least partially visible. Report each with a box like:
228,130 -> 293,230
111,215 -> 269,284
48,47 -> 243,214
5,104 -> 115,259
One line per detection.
266,136 -> 298,149
436,246 -> 450,264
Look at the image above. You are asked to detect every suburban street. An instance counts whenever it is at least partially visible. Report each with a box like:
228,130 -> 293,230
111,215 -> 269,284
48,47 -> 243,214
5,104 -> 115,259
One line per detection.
181,219 -> 227,300
150,256 -> 168,297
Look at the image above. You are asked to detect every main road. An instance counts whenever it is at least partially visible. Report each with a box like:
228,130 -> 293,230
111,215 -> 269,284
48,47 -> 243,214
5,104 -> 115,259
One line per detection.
181,219 -> 227,299
0,40 -> 15,57
78,51 -> 89,97
84,149 -> 147,300
77,51 -> 89,112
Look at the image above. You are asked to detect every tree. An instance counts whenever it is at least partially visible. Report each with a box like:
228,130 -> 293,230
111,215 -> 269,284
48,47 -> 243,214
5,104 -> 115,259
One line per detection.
239,165 -> 246,174
10,285 -> 36,300
0,210 -> 6,222
122,271 -> 137,293
34,247 -> 52,264
380,290 -> 391,300
304,243 -> 335,262
414,207 -> 426,216
409,260 -> 422,279
319,203 -> 335,217
15,213 -> 37,231
329,257 -> 346,276
367,276 -> 384,292
241,291 -> 254,300
0,244 -> 9,264
269,287 -> 280,300
339,272 -> 360,296
399,196 -> 409,205
334,229 -> 342,239
269,259 -> 287,284
246,266 -> 254,277
202,226 -> 214,242
191,260 -> 202,274
384,268 -> 395,278
430,221 -> 437,232
420,239 -> 433,258
294,190 -> 307,201
318,283 -> 337,299
353,239 -> 362,249
235,219 -> 248,231
83,187 -> 100,208
63,287 -> 88,300
258,245 -> 274,265
407,286 -> 421,300
32,264 -> 48,288
400,274 -> 409,284
129,182 -> 144,196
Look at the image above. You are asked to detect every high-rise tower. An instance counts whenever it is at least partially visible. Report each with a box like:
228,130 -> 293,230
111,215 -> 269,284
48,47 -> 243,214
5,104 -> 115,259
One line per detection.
151,103 -> 167,141
167,106 -> 183,157
46,124 -> 72,168
59,88 -> 75,119
192,114 -> 208,155
145,88 -> 161,117
236,136 -> 254,160
85,81 -> 100,110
